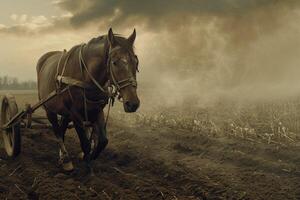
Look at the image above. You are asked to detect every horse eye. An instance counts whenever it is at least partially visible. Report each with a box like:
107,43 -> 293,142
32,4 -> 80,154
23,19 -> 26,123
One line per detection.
134,56 -> 139,66
121,58 -> 128,65
133,55 -> 138,62
112,60 -> 117,65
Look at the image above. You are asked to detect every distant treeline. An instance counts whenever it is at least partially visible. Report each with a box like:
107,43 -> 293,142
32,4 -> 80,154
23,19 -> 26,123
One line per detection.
0,76 -> 37,90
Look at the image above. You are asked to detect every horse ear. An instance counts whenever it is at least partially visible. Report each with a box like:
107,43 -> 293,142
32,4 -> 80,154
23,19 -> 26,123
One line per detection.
128,29 -> 136,45
108,28 -> 116,47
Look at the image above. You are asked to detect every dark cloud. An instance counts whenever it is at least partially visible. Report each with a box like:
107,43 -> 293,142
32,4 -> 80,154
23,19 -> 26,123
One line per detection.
55,0 -> 298,30
1,0 -> 298,36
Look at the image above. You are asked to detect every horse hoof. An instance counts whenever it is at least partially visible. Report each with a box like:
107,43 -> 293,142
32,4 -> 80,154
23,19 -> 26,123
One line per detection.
78,152 -> 84,160
63,161 -> 74,172
87,170 -> 96,177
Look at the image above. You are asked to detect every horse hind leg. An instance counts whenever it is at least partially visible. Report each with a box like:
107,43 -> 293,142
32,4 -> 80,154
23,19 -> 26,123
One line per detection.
46,111 -> 74,171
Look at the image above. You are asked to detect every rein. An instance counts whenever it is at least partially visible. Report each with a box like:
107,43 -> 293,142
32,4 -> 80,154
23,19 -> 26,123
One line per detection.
79,45 -> 107,93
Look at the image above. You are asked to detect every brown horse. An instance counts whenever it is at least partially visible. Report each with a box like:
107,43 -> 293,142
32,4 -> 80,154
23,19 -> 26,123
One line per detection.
36,28 -> 140,171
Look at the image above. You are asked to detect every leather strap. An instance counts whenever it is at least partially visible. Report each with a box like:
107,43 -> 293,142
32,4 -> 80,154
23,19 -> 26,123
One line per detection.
57,75 -> 93,89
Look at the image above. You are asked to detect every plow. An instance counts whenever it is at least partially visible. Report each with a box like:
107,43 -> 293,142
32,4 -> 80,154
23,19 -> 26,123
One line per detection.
0,88 -> 91,158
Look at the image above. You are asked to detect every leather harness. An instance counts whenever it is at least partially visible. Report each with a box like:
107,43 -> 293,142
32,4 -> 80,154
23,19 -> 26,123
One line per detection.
54,42 -> 137,126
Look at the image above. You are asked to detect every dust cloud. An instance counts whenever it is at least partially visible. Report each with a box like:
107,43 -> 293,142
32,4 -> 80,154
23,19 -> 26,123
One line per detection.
53,0 -> 300,107
132,1 -> 300,107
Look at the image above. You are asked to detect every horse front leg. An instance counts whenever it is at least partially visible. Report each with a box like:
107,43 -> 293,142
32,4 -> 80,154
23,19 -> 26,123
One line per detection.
74,123 -> 94,175
46,111 -> 73,171
74,110 -> 108,175
90,110 -> 108,160
58,116 -> 71,163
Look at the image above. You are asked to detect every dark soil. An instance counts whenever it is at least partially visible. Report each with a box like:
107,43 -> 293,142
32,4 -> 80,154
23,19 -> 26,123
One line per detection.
0,119 -> 300,200
0,92 -> 300,199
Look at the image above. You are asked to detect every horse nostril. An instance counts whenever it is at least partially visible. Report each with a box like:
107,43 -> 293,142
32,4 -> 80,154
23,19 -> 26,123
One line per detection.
125,101 -> 131,108
125,101 -> 139,111
131,103 -> 138,111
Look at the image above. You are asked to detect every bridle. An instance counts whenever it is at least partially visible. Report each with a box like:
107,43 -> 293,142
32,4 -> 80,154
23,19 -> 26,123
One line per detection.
104,45 -> 139,127
78,43 -> 138,126
79,44 -> 138,99
106,46 -> 138,94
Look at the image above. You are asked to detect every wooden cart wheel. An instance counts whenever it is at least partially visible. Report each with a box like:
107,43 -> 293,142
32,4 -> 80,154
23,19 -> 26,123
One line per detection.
0,95 -> 21,158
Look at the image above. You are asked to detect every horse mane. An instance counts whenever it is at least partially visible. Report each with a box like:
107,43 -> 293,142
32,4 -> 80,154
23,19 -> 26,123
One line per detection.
87,34 -> 135,53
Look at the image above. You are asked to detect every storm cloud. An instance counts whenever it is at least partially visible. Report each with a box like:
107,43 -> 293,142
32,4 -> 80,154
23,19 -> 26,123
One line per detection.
54,0 -> 299,32
2,0 -> 298,35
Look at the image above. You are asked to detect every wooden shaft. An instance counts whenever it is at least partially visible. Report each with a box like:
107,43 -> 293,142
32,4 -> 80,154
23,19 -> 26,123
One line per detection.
2,87 -> 69,129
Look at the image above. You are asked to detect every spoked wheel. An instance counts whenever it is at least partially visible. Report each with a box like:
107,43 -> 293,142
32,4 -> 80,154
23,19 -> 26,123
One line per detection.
0,95 -> 21,158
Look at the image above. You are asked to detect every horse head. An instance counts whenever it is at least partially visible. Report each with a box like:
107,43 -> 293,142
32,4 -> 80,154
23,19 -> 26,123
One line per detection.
107,28 -> 140,113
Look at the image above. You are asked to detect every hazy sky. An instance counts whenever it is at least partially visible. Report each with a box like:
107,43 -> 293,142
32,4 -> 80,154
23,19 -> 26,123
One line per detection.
0,1 -> 62,24
0,0 -> 67,80
1,0 -> 300,103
